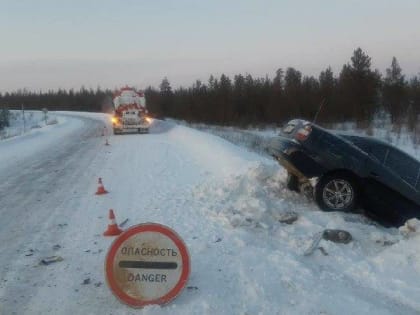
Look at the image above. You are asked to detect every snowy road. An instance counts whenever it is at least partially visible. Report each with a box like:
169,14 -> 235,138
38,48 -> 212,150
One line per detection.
0,116 -> 104,315
0,113 -> 420,315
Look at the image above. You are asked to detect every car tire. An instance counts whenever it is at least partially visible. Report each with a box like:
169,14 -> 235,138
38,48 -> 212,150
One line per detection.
315,173 -> 358,212
286,172 -> 300,192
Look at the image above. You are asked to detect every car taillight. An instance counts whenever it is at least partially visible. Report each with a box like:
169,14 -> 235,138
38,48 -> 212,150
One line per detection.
295,125 -> 312,141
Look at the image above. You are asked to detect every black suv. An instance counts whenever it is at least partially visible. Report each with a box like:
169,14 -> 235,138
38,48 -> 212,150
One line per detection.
268,119 -> 420,226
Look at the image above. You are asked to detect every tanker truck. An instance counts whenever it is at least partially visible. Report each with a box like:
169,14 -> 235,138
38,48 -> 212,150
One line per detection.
111,87 -> 152,134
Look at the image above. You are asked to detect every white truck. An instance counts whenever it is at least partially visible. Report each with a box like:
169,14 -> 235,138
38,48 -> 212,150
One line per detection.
111,87 -> 152,134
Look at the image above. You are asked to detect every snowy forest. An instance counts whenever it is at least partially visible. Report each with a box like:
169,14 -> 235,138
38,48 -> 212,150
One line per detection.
1,48 -> 420,131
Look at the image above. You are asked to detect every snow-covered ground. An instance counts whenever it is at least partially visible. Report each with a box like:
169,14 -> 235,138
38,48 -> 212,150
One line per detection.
1,112 -> 420,315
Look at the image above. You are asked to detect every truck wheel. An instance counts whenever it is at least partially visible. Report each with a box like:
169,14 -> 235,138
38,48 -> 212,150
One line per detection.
315,173 -> 358,212
286,172 -> 300,192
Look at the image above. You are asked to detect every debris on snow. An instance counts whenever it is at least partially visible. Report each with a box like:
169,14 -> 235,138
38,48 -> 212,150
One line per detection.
119,218 -> 129,227
24,249 -> 35,257
318,247 -> 328,256
375,238 -> 398,247
82,278 -> 91,285
277,211 -> 298,224
40,256 -> 63,265
214,237 -> 222,243
322,229 -> 352,244
52,244 -> 61,251
303,231 -> 323,256
187,286 -> 199,290
304,229 -> 352,256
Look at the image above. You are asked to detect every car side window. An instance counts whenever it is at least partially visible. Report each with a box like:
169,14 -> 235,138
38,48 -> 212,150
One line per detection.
384,148 -> 420,188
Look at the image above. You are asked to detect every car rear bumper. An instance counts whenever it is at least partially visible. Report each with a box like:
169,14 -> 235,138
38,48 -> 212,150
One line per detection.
268,137 -> 324,180
113,123 -> 150,129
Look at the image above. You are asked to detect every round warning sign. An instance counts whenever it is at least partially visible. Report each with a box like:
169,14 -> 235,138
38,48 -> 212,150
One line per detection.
105,223 -> 190,308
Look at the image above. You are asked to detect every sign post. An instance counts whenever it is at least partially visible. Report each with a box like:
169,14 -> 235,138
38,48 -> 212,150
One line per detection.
105,223 -> 190,308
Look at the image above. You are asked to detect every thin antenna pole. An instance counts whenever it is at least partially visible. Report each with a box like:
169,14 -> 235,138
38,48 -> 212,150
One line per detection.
313,99 -> 326,124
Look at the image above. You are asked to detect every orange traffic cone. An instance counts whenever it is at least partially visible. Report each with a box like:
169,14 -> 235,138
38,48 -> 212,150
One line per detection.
95,177 -> 108,195
104,209 -> 123,236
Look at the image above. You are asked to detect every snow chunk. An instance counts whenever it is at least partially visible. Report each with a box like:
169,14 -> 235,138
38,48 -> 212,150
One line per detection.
399,218 -> 420,238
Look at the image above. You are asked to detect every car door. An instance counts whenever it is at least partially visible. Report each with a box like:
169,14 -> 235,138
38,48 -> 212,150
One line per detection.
366,143 -> 420,204
315,132 -> 367,172
383,147 -> 420,203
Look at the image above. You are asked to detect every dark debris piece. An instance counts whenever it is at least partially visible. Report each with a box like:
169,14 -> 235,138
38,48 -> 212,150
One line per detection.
82,278 -> 91,285
52,245 -> 61,251
278,212 -> 298,224
187,286 -> 199,290
318,247 -> 329,256
322,229 -> 352,244
25,249 -> 35,257
40,256 -> 63,265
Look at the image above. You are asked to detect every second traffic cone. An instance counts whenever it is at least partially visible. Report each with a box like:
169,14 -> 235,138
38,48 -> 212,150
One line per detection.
95,177 -> 108,195
104,209 -> 123,236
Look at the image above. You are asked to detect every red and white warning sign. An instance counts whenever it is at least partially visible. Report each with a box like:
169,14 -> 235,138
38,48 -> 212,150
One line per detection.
105,223 -> 190,308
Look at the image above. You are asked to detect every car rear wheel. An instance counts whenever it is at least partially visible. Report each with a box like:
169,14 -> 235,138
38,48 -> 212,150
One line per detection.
315,174 -> 358,212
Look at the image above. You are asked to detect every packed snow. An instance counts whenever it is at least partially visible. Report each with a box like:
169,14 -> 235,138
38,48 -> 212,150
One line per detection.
0,112 -> 420,315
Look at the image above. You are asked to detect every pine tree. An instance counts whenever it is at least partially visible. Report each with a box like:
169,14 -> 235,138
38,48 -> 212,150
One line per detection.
159,77 -> 173,117
284,67 -> 302,117
338,48 -> 381,123
383,57 -> 407,123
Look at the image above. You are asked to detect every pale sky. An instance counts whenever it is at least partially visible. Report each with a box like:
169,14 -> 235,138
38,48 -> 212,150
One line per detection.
1,0 -> 419,92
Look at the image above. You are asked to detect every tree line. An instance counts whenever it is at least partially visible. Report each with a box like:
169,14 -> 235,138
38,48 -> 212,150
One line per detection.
1,48 -> 420,130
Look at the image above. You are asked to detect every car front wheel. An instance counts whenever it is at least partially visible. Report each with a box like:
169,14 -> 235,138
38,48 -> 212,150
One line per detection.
315,174 -> 358,212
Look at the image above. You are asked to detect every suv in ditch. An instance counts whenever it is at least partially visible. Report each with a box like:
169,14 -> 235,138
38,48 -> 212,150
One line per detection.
267,119 -> 420,226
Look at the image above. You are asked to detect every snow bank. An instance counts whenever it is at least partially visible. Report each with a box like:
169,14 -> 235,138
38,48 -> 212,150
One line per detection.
0,110 -> 59,140
193,161 -> 420,313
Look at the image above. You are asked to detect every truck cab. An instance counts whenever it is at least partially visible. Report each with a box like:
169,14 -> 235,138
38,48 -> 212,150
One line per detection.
112,87 -> 151,134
